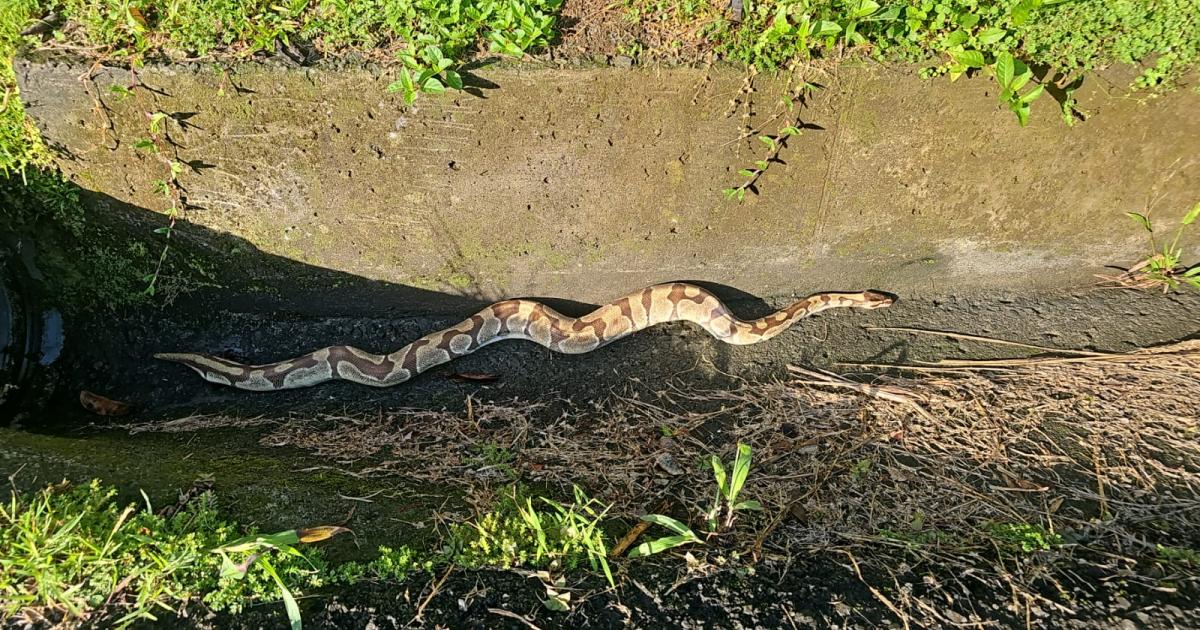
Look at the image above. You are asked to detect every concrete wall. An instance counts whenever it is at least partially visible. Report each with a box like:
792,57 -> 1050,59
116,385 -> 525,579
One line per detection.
18,60 -> 1200,304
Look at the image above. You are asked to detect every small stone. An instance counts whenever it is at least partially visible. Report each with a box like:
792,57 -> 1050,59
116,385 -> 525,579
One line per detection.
613,55 -> 634,68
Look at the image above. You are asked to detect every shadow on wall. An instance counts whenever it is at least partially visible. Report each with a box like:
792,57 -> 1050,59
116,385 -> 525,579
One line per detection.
12,180 -> 810,425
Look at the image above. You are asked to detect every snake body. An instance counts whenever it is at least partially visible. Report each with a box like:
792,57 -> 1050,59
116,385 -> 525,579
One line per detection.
156,283 -> 893,391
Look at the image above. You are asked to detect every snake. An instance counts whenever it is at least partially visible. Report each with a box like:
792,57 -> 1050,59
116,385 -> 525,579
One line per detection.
155,282 -> 894,391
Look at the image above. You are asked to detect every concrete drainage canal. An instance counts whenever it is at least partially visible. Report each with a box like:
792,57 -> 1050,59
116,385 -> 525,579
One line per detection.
2,11 -> 1200,629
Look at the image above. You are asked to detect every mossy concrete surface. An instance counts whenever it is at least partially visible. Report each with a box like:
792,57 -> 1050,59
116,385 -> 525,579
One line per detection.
16,60 -> 1200,306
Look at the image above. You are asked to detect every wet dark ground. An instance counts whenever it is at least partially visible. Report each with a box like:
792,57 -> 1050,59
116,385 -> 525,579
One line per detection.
38,286 -> 1200,427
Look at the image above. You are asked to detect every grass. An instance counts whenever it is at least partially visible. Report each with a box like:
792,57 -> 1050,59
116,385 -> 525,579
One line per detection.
0,479 -> 332,628
0,0 -> 50,173
0,476 -> 626,625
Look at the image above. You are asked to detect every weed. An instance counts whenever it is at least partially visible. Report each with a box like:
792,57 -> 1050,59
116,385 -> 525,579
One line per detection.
626,514 -> 702,558
330,545 -> 432,584
630,442 -> 762,558
722,125 -> 802,201
991,51 -> 1043,126
450,485 -> 614,585
0,479 -> 334,628
1107,202 -> 1200,293
0,0 -> 50,173
1156,544 -> 1200,567
705,442 -> 763,531
134,109 -> 188,297
985,521 -> 1061,553
692,0 -> 1200,125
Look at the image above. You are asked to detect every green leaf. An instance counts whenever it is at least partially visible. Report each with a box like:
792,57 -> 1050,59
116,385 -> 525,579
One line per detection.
1014,103 -> 1031,127
711,455 -> 729,498
994,52 -> 1015,88
1011,0 -> 1043,26
754,160 -> 769,170
722,187 -> 738,200
1019,84 -> 1045,104
216,530 -> 302,553
852,0 -> 880,19
758,135 -> 777,150
627,534 -> 702,558
780,125 -> 802,137
1181,266 -> 1200,277
738,169 -> 756,178
812,20 -> 841,37
1011,59 -> 1032,90
133,138 -> 155,151
943,30 -> 968,47
733,500 -> 763,511
1126,212 -> 1153,233
978,27 -> 1006,45
218,552 -> 247,580
640,514 -> 699,537
148,111 -> 169,135
1182,202 -> 1200,226
950,49 -> 986,69
444,70 -> 464,91
422,77 -> 446,94
729,442 -> 753,501
260,558 -> 303,630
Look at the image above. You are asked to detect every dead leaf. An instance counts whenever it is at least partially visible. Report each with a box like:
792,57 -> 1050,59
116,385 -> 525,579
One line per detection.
447,372 -> 500,383
79,390 -> 132,416
296,525 -> 351,543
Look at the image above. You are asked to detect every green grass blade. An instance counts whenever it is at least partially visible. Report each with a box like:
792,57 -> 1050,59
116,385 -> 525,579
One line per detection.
627,534 -> 701,558
639,514 -> 697,537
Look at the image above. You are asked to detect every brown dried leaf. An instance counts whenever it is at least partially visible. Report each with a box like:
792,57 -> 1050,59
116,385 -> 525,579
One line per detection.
79,390 -> 132,416
447,372 -> 500,383
296,525 -> 351,543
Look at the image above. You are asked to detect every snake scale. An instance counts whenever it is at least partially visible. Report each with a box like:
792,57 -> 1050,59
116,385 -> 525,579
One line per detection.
156,283 -> 893,391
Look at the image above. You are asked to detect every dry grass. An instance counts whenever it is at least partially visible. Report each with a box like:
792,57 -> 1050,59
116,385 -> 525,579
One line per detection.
125,338 -> 1200,624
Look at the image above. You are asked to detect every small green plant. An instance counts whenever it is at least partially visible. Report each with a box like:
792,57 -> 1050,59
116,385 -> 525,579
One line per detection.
706,442 -> 763,531
1116,202 -> 1200,292
985,521 -> 1061,553
451,485 -> 614,586
1156,544 -> 1200,567
629,442 -> 761,558
130,109 -> 190,296
992,51 -> 1044,126
722,126 -> 802,201
0,480 -> 335,629
330,545 -> 432,584
626,514 -> 702,558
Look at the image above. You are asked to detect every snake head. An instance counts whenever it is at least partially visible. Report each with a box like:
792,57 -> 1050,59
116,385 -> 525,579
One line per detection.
858,291 -> 896,309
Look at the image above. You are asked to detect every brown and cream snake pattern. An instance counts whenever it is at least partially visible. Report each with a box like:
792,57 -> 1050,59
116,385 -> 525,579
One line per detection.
156,283 -> 894,391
